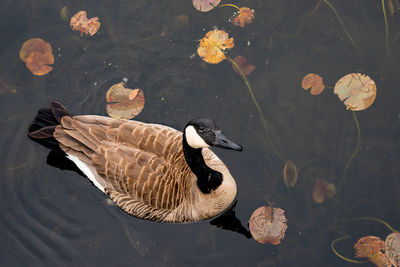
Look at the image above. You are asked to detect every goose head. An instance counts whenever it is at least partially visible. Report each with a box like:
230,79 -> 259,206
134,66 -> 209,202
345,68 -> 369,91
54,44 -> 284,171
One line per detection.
184,118 -> 242,151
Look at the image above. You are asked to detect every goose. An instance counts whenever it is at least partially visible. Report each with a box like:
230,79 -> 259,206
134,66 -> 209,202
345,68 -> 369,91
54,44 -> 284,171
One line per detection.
28,102 -> 242,223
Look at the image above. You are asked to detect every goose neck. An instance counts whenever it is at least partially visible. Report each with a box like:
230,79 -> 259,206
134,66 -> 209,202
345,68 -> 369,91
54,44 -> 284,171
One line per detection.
182,134 -> 222,194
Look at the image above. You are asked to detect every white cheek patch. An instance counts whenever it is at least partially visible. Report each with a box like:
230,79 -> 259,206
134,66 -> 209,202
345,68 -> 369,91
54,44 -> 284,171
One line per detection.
185,125 -> 209,149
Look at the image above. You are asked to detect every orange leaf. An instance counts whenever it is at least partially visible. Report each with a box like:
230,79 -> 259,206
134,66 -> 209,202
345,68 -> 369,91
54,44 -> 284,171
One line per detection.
354,236 -> 392,266
19,38 -> 52,62
19,38 -> 54,76
301,73 -> 325,95
231,7 -> 255,27
197,29 -> 234,64
231,56 -> 255,76
249,206 -> 287,245
26,52 -> 54,76
70,11 -> 100,36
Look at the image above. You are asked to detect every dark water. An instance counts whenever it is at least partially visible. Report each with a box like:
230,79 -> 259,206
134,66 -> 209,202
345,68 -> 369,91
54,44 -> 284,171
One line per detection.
1,0 -> 399,266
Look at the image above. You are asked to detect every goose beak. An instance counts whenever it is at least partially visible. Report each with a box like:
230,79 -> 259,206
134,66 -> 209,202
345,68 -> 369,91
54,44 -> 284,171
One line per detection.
212,131 -> 243,151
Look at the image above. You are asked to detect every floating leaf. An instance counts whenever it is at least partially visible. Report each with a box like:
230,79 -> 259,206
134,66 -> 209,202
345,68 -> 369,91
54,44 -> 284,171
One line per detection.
106,82 -> 145,120
283,160 -> 297,188
197,29 -> 234,64
60,6 -> 68,22
385,232 -> 400,266
25,52 -> 54,76
70,11 -> 100,36
355,236 -> 392,266
312,178 -> 336,203
249,206 -> 287,245
334,73 -> 377,111
231,56 -> 255,76
19,38 -> 54,76
192,0 -> 221,12
231,7 -> 255,27
301,73 -> 325,95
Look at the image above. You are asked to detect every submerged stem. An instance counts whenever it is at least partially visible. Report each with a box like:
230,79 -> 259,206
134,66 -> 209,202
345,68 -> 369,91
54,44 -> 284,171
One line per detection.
322,0 -> 358,50
340,111 -> 360,188
345,217 -> 398,233
227,56 -> 284,162
219,3 -> 241,11
331,237 -> 365,264
382,0 -> 390,52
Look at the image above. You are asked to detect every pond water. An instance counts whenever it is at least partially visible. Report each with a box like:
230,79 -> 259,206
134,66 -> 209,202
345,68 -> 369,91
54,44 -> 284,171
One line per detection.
1,0 -> 399,266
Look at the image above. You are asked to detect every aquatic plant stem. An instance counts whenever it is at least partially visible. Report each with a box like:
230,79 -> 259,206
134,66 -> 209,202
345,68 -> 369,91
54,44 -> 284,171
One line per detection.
382,0 -> 390,52
339,111 -> 360,189
227,56 -> 284,162
322,0 -> 358,50
219,4 -> 240,11
344,217 -> 398,233
331,237 -> 365,264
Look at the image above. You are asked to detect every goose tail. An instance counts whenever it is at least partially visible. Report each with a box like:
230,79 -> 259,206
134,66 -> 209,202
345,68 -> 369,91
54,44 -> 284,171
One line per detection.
28,101 -> 70,151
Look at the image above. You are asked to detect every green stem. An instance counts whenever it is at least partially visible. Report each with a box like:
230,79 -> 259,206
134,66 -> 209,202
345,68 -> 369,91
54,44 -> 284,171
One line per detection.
227,56 -> 284,162
219,3 -> 241,11
322,0 -> 358,50
345,217 -> 398,233
382,0 -> 390,52
331,237 -> 365,264
339,111 -> 360,188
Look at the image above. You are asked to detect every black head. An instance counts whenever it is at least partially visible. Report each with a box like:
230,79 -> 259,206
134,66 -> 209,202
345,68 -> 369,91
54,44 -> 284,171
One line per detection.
184,118 -> 242,151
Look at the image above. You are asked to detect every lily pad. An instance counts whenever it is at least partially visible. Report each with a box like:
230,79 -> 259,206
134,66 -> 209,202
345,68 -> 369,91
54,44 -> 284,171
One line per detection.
283,160 -> 297,188
312,178 -> 336,203
334,73 -> 377,111
231,56 -> 255,76
355,236 -> 392,266
385,232 -> 400,266
70,10 -> 100,36
106,82 -> 144,120
19,38 -> 54,76
192,0 -> 221,12
231,7 -> 255,27
249,206 -> 287,245
197,29 -> 234,64
301,73 -> 325,95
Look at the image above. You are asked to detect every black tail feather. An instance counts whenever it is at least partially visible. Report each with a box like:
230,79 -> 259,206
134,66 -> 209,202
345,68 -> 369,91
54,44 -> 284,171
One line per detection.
28,101 -> 70,151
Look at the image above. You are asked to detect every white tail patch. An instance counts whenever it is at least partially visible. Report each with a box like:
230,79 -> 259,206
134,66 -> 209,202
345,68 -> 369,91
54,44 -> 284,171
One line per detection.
185,125 -> 209,149
67,154 -> 105,193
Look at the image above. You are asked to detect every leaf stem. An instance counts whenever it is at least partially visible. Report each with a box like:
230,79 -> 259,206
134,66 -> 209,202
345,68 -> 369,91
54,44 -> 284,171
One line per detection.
339,111 -> 360,189
227,56 -> 284,162
382,0 -> 390,52
219,3 -> 241,11
344,217 -> 398,233
322,0 -> 358,50
331,237 -> 365,264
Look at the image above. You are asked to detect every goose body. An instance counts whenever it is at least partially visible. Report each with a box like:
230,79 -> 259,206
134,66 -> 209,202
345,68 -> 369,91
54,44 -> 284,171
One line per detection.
28,102 -> 242,223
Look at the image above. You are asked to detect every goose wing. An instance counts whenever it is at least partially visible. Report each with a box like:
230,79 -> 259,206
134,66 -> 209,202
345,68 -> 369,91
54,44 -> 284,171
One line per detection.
54,115 -> 192,221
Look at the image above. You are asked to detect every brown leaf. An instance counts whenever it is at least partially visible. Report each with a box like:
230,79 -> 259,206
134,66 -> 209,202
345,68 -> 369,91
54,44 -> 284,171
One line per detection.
106,82 -> 145,119
301,73 -> 325,95
231,56 -> 255,76
249,206 -> 287,245
231,7 -> 255,27
355,236 -> 392,266
192,0 -> 221,12
283,160 -> 297,188
312,178 -> 336,203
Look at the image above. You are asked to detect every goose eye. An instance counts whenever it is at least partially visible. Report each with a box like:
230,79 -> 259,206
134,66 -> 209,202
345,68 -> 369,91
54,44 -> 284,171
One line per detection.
197,127 -> 205,133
